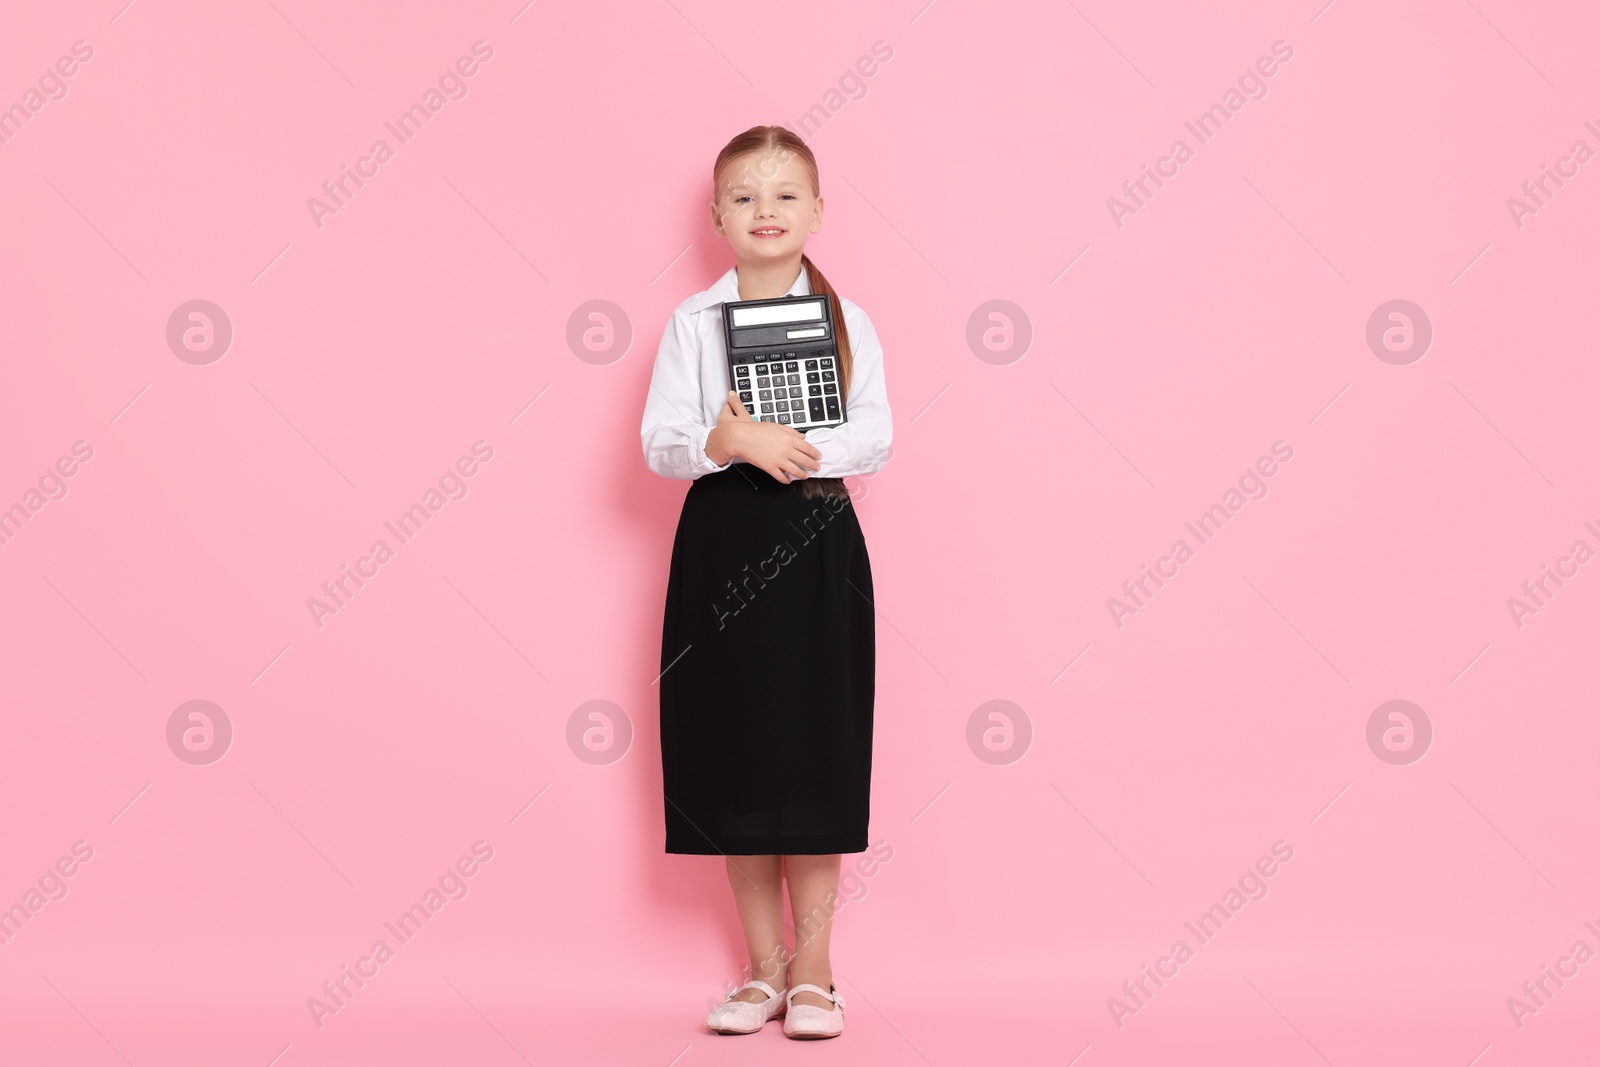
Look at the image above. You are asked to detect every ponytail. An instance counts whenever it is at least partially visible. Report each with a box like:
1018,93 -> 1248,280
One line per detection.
801,252 -> 852,404
797,253 -> 852,501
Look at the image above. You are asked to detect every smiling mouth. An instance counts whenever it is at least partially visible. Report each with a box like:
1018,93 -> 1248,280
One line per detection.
751,228 -> 786,238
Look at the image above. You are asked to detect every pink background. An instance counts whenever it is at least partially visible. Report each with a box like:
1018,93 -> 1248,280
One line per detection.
3,0 -> 1598,1064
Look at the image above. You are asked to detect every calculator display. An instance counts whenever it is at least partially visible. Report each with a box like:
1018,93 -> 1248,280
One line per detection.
729,299 -> 825,328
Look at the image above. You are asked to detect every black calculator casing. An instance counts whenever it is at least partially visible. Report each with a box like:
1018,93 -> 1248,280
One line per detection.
721,293 -> 847,432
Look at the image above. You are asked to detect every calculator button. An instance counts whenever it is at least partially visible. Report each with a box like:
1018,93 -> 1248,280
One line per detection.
786,373 -> 800,385
820,357 -> 834,368
825,397 -> 841,420
739,391 -> 753,404
785,352 -> 796,359
806,371 -> 819,384
786,361 -> 799,372
821,370 -> 835,382
786,386 -> 800,398
809,398 -> 825,420
758,389 -> 771,401
736,365 -> 750,377
823,383 -> 837,395
805,359 -> 818,370
775,399 -> 788,411
778,413 -> 791,424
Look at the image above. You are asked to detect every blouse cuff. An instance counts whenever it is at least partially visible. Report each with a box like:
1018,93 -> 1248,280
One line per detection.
694,425 -> 734,476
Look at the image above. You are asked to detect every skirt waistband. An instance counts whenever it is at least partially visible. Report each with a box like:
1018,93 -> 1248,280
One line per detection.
693,464 -> 850,500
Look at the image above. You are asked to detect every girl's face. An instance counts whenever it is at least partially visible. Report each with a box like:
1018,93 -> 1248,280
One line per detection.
709,149 -> 823,262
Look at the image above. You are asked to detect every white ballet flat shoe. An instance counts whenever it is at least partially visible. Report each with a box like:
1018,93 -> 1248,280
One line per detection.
705,978 -> 787,1034
782,981 -> 845,1039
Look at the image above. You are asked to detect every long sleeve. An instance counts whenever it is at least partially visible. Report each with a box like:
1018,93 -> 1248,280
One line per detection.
802,308 -> 893,478
641,307 -> 734,481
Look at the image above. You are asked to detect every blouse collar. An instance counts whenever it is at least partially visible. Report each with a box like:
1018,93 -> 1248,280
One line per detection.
686,262 -> 811,314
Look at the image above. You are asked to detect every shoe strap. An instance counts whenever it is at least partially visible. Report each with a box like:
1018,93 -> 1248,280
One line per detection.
786,982 -> 843,1008
729,978 -> 781,1001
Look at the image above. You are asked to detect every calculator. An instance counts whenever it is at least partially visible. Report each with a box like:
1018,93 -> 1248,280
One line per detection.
721,293 -> 847,431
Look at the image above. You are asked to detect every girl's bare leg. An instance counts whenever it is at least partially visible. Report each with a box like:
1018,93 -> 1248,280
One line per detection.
724,855 -> 788,1004
784,853 -> 841,1009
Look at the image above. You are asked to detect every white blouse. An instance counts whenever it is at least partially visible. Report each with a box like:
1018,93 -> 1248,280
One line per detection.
640,263 -> 893,481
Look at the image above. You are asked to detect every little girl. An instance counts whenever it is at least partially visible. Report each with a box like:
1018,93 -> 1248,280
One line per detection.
639,125 -> 893,1040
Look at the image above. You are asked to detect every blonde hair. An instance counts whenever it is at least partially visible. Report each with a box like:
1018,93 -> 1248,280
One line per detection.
712,125 -> 852,501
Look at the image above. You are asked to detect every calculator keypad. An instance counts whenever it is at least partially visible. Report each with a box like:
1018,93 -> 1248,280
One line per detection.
736,351 -> 840,428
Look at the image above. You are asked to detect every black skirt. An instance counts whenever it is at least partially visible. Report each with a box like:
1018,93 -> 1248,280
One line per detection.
658,465 -> 875,855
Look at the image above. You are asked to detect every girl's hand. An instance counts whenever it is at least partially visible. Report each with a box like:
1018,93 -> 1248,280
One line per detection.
715,389 -> 821,483
716,390 -> 755,427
